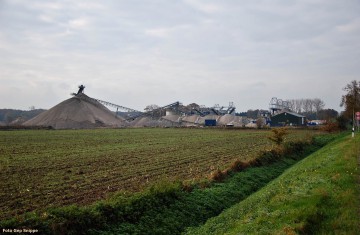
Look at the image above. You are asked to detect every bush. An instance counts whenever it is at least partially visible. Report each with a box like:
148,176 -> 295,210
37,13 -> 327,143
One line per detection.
229,160 -> 249,172
268,127 -> 288,145
209,169 -> 227,182
320,122 -> 339,133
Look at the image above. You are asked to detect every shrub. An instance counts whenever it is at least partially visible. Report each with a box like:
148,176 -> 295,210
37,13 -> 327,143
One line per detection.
209,169 -> 227,182
229,160 -> 249,172
268,127 -> 288,145
249,148 -> 283,167
320,122 -> 339,133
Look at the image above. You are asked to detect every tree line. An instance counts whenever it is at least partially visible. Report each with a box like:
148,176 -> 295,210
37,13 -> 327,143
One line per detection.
286,98 -> 339,120
0,109 -> 45,124
286,98 -> 324,115
241,98 -> 337,121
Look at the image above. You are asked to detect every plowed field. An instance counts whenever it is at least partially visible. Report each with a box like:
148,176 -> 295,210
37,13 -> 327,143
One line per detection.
0,128 -> 316,220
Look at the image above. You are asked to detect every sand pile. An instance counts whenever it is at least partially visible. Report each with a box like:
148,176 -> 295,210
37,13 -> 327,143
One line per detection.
126,114 -> 252,127
182,115 -> 200,124
129,115 -> 181,127
162,115 -> 181,123
218,114 -> 249,127
24,93 -> 124,129
245,123 -> 257,128
218,114 -> 235,125
130,117 -> 158,127
10,117 -> 27,125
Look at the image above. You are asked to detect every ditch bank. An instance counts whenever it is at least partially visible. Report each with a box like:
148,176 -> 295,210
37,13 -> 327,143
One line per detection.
0,133 -> 340,235
185,132 -> 359,234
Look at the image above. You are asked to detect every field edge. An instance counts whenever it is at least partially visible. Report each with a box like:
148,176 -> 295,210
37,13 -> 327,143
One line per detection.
185,132 -> 360,234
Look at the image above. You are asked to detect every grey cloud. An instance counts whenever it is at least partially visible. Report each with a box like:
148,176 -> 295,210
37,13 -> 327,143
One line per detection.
0,0 -> 359,111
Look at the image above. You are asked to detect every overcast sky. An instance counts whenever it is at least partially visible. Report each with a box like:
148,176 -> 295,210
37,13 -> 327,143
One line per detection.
1,0 -> 359,112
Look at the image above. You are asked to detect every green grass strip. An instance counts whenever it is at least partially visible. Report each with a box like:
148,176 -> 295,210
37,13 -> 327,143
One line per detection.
185,133 -> 360,235
97,160 -> 296,234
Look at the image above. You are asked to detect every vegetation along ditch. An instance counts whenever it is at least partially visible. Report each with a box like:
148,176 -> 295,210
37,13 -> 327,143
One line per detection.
0,132 -> 341,235
185,132 -> 359,234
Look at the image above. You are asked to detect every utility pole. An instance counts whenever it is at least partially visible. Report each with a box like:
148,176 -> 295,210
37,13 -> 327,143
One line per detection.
353,83 -> 358,137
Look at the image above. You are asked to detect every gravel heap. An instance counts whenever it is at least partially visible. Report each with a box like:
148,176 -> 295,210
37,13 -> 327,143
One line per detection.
128,115 -> 180,127
161,115 -> 182,123
24,93 -> 125,129
23,94 -> 252,129
218,114 -> 249,127
9,117 -> 27,125
181,115 -> 201,126
126,114 -> 251,127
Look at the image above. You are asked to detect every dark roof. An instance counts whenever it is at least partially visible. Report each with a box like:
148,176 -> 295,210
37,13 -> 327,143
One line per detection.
273,111 -> 306,118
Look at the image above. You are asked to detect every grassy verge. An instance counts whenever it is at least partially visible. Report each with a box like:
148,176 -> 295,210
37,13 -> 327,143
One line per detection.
185,132 -> 359,234
0,133 -> 337,234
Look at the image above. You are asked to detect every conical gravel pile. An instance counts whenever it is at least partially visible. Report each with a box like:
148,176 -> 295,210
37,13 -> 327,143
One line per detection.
24,93 -> 124,129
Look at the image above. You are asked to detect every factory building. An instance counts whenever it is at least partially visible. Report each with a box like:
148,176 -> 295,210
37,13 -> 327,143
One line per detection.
271,111 -> 306,127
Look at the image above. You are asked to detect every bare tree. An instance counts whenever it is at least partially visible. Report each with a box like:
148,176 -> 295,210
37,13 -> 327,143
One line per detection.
287,99 -> 296,112
256,118 -> 266,129
187,103 -> 200,110
313,98 -> 325,114
302,99 -> 312,113
285,98 -> 325,119
144,104 -> 160,112
295,99 -> 303,113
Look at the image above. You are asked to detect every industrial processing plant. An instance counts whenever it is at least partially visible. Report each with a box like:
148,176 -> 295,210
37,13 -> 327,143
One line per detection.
23,85 -> 251,129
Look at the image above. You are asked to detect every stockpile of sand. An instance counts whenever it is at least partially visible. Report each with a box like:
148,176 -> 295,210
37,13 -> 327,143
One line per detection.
218,114 -> 249,127
24,93 -> 124,129
218,114 -> 235,125
127,114 -> 252,127
162,115 -> 181,123
245,122 -> 258,128
131,117 -> 155,127
9,117 -> 27,125
181,115 -> 200,124
129,116 -> 178,127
